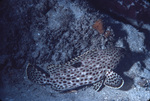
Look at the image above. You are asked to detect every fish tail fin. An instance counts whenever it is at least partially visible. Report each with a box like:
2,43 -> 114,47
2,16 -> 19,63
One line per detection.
26,63 -> 51,85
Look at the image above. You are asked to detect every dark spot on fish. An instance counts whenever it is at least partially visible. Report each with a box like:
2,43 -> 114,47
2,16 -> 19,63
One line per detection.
85,81 -> 88,84
74,73 -> 77,76
85,65 -> 88,68
47,79 -> 50,82
56,73 -> 60,76
92,61 -> 96,63
96,72 -> 99,75
76,71 -> 80,73
91,57 -> 94,59
82,69 -> 85,72
86,73 -> 89,75
66,78 -> 71,80
84,61 -> 87,64
76,80 -> 79,82
67,75 -> 70,77
63,81 -> 67,83
94,78 -> 98,81
90,78 -> 93,80
81,75 -> 85,77
90,67 -> 92,69
72,77 -> 76,79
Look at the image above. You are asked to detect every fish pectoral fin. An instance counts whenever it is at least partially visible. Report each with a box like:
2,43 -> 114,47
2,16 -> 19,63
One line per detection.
104,70 -> 124,88
93,80 -> 103,91
26,63 -> 50,85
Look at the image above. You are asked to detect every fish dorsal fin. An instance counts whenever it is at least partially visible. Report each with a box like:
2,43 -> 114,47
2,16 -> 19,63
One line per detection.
104,70 -> 124,88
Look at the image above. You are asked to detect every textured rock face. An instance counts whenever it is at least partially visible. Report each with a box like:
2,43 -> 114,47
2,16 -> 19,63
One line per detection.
87,0 -> 150,24
0,0 -> 150,101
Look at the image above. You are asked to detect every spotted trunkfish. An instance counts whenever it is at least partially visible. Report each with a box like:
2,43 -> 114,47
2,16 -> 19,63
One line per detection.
26,47 -> 125,91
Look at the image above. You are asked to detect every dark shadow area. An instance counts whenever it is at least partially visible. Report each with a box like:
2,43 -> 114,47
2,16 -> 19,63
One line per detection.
119,75 -> 133,91
85,0 -> 150,51
138,27 -> 150,52
85,0 -> 136,25
114,47 -> 146,90
109,23 -> 127,41
100,21 -> 148,91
